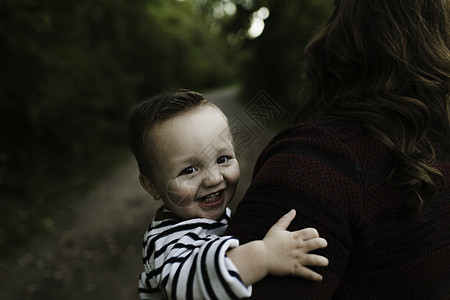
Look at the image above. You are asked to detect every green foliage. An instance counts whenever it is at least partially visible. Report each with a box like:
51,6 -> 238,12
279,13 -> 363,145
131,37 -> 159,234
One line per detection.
141,0 -> 236,92
239,0 -> 333,122
0,0 -> 237,258
0,0 -> 334,258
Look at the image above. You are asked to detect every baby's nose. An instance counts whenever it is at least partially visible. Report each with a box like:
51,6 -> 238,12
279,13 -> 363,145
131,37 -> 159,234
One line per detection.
202,168 -> 223,187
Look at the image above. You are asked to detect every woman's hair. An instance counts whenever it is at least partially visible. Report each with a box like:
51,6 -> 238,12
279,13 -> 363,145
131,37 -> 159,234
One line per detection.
128,90 -> 210,177
296,0 -> 450,211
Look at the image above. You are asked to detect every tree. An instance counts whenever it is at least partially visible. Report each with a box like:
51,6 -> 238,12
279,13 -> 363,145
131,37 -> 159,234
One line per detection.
232,0 -> 333,120
0,0 -> 238,257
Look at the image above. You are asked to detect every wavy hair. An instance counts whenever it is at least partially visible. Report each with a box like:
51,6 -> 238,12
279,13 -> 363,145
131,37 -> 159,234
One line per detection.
296,0 -> 450,211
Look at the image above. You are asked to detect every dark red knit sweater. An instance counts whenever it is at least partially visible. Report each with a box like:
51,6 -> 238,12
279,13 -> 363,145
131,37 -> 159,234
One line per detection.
226,119 -> 450,299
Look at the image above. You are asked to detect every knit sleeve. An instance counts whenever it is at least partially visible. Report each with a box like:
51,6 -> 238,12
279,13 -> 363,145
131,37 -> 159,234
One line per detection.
226,121 -> 366,299
142,218 -> 252,300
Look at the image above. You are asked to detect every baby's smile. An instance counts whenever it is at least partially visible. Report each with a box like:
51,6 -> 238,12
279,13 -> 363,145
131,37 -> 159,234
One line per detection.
196,190 -> 225,208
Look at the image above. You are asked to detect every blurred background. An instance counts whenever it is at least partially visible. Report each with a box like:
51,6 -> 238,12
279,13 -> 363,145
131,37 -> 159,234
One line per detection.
0,0 -> 332,298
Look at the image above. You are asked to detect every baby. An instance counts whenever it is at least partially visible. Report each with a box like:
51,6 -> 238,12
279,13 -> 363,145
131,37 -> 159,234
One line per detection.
128,90 -> 328,299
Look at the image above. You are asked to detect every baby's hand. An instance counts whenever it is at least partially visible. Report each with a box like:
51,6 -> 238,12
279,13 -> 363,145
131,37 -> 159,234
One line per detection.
262,209 -> 328,281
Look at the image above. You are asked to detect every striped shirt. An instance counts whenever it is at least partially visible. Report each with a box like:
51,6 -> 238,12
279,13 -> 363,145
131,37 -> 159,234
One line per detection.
138,206 -> 252,300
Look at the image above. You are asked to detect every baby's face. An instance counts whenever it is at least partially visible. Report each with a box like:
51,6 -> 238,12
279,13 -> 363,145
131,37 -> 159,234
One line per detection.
147,105 -> 239,220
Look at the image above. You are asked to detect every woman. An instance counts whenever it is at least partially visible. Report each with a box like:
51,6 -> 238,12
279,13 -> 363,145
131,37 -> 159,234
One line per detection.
226,0 -> 450,298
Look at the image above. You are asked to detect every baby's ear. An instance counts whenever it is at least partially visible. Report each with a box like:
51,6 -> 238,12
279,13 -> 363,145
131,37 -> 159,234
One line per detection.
139,174 -> 161,200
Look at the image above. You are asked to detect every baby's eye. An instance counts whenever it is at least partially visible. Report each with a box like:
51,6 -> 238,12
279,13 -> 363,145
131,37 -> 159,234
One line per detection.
179,166 -> 198,176
217,155 -> 231,165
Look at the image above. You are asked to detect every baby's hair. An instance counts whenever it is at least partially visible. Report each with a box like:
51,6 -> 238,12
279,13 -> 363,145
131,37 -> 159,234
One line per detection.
128,89 -> 212,177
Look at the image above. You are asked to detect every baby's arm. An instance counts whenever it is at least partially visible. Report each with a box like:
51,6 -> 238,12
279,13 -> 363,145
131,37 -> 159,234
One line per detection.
226,209 -> 328,286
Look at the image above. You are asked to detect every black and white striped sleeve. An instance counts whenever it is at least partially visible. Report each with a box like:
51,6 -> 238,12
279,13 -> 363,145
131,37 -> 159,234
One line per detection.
139,211 -> 252,299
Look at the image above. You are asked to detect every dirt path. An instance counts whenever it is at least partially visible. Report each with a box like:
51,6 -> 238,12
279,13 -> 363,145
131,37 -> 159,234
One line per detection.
0,86 -> 279,299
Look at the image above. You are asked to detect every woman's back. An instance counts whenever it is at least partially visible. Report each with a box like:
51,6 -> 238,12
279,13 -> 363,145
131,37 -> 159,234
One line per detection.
227,119 -> 450,298
228,0 -> 449,297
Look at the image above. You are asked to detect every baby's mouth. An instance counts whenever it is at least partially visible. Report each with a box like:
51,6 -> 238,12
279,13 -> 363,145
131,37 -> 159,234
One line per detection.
197,191 -> 224,206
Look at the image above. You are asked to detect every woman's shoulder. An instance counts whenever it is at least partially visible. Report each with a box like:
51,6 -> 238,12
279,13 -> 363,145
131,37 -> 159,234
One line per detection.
246,119 -> 380,232
270,118 -> 371,150
256,118 -> 390,173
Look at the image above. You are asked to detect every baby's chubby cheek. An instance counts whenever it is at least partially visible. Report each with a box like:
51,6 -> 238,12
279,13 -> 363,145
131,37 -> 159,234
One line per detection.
166,179 -> 197,208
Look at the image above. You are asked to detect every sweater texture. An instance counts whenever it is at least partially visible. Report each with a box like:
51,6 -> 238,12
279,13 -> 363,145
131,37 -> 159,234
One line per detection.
226,119 -> 450,299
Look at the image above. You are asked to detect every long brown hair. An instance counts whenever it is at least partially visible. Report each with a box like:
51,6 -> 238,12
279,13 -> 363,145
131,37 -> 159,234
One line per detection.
296,0 -> 450,211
